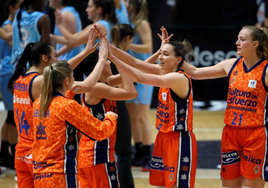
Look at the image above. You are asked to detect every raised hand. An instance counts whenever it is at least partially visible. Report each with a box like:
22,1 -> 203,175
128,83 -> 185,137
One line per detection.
84,27 -> 100,54
93,24 -> 102,37
98,35 -> 109,61
157,26 -> 173,46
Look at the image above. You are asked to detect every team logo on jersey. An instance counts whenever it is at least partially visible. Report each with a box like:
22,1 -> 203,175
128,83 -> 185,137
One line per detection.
36,123 -> 47,140
248,80 -> 257,88
162,93 -> 167,101
233,70 -> 238,76
231,77 -> 235,85
157,124 -> 162,130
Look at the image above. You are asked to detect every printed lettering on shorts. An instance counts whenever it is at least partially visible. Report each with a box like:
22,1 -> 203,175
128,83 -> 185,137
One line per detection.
150,156 -> 164,171
34,173 -> 54,180
33,161 -> 55,170
242,153 -> 262,165
221,151 -> 240,166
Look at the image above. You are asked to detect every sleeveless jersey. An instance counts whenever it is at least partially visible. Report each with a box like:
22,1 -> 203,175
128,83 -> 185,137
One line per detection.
115,0 -> 130,24
11,10 -> 44,67
32,93 -> 117,174
155,70 -> 193,133
127,23 -> 152,61
0,20 -> 12,75
95,20 -> 113,44
13,72 -> 40,156
54,6 -> 84,61
78,93 -> 117,168
224,57 -> 268,127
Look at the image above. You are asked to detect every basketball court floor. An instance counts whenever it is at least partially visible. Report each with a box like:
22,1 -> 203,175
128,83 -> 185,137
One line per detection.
0,101 -> 268,187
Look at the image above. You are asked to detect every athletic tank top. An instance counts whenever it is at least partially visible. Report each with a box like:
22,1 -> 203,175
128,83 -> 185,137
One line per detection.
155,70 -> 193,133
115,0 -> 130,24
224,57 -> 268,127
13,72 -> 40,156
127,23 -> 152,61
95,20 -> 113,43
11,10 -> 44,67
0,20 -> 12,75
54,6 -> 84,60
78,93 -> 117,168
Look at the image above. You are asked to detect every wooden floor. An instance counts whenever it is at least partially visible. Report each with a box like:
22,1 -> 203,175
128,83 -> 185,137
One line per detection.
1,109 -> 268,187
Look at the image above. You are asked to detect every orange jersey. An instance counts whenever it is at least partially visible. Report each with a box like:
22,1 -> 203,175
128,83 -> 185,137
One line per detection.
155,70 -> 193,133
78,94 -> 117,168
224,58 -> 268,127
32,93 -> 117,174
13,72 -> 40,156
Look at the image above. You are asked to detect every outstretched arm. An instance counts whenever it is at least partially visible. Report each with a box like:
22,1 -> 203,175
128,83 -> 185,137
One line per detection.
67,28 -> 99,69
145,26 -> 173,64
181,58 -> 237,80
73,36 -> 109,93
109,44 -> 163,74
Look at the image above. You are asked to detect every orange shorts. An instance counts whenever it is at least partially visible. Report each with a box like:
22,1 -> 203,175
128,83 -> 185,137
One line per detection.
15,153 -> 34,188
34,173 -> 78,188
149,131 -> 197,188
221,125 -> 268,181
77,161 -> 119,188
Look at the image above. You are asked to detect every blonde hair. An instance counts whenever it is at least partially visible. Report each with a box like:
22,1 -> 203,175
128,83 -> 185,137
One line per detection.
129,0 -> 148,31
243,25 -> 268,59
39,61 -> 72,117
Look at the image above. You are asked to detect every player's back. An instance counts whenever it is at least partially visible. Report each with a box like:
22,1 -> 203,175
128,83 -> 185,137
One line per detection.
11,9 -> 44,67
54,6 -> 84,61
13,72 -> 40,157
32,94 -> 79,174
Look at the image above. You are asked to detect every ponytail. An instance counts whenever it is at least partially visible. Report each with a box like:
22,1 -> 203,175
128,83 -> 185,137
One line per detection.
8,42 -> 33,91
111,24 -> 134,47
39,61 -> 72,117
8,42 -> 53,92
16,0 -> 35,41
111,25 -> 121,47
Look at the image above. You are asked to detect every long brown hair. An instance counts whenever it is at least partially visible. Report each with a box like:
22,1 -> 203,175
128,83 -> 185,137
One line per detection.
39,61 -> 72,117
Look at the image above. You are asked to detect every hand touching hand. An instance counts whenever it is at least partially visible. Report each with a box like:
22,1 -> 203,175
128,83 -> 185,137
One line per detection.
84,27 -> 100,54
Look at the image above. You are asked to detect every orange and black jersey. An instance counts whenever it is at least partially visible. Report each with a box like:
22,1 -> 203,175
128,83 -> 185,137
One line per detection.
155,70 -> 193,133
13,72 -> 40,156
225,57 -> 268,127
78,93 -> 117,168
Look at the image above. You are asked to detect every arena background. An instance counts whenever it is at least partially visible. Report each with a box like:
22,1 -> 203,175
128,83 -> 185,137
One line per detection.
0,0 -> 261,108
